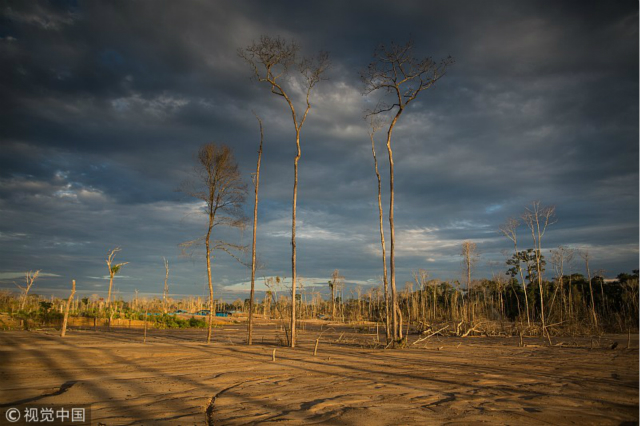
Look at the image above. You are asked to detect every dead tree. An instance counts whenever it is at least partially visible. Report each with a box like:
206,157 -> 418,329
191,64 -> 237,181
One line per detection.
240,36 -> 329,348
579,248 -> 598,328
460,241 -> 479,297
413,269 -> 432,323
263,290 -> 272,318
17,270 -> 40,310
369,118 -> 391,341
361,40 -> 452,340
180,144 -> 247,344
329,270 -> 344,321
522,201 -> 556,336
248,113 -> 264,345
549,246 -> 574,322
499,218 -> 531,325
106,248 -> 128,307
162,257 -> 169,314
60,280 -> 76,337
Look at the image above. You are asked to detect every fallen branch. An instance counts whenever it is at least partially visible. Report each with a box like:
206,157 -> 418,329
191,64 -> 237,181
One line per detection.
461,322 -> 484,338
412,325 -> 449,345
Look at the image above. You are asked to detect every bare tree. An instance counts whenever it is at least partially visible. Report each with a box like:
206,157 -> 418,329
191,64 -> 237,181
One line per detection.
361,40 -> 452,341
106,248 -> 128,307
60,280 -> 76,338
248,113 -> 264,346
549,246 -> 574,322
17,270 -> 40,310
460,241 -> 479,295
412,269 -> 432,322
329,269 -> 344,321
162,257 -> 170,314
522,201 -> 556,336
460,241 -> 479,322
180,144 -> 247,344
499,218 -> 531,325
240,36 -> 329,348
579,248 -> 598,328
368,117 -> 391,342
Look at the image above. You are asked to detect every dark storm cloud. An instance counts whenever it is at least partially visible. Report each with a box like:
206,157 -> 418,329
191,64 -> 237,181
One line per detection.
1,0 -> 637,299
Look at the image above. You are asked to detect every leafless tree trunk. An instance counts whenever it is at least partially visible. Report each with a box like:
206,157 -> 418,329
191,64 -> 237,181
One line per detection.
460,241 -> 479,322
580,249 -> 598,328
180,144 -> 248,344
143,309 -> 148,343
60,280 -> 76,338
500,218 -> 530,325
361,41 -> 452,341
240,36 -> 329,348
17,270 -> 40,311
263,290 -> 271,318
205,236 -> 214,343
369,119 -> 391,341
460,241 -> 478,295
356,286 -> 363,320
412,269 -> 429,323
248,113 -> 264,346
330,270 -> 344,321
522,201 -> 556,336
550,246 -> 574,322
162,257 -> 169,314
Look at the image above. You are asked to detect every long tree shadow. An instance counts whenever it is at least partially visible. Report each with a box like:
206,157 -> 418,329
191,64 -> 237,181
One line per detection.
2,330 -> 637,425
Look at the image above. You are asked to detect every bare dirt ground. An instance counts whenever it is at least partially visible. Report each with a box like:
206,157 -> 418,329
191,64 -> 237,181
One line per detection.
0,321 -> 638,425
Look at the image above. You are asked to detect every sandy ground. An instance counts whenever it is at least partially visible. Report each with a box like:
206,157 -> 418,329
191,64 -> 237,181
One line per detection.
0,322 -> 638,425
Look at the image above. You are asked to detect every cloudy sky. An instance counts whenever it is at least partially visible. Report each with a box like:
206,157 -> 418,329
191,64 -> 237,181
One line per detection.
1,1 -> 638,301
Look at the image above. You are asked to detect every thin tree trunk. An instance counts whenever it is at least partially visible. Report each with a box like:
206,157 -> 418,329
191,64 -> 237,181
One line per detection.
585,257 -> 598,328
291,130 -> 301,348
60,280 -> 76,338
248,115 -> 263,345
535,250 -> 547,335
386,114 -> 401,340
206,232 -> 214,344
163,258 -> 169,314
331,284 -> 336,320
107,274 -> 114,307
370,130 -> 391,342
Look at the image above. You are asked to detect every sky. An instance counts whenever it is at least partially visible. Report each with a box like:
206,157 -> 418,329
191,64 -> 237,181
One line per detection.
1,1 -> 638,302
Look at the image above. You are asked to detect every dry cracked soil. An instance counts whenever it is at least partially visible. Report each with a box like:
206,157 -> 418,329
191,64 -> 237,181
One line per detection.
0,322 -> 638,425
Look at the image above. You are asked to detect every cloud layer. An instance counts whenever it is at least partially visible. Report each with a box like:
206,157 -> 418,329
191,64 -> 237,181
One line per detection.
1,1 -> 637,300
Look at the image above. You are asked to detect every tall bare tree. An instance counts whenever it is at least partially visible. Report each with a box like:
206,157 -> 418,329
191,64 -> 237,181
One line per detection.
181,144 -> 247,344
579,248 -> 598,328
499,218 -> 531,325
412,269 -> 432,322
17,270 -> 40,310
106,248 -> 128,307
460,241 -> 479,295
162,257 -> 170,314
369,116 -> 391,342
549,245 -> 574,322
60,280 -> 76,338
248,113 -> 264,346
361,40 -> 452,340
329,269 -> 344,321
368,118 -> 391,341
460,241 -> 479,322
522,201 -> 556,336
240,36 -> 329,348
